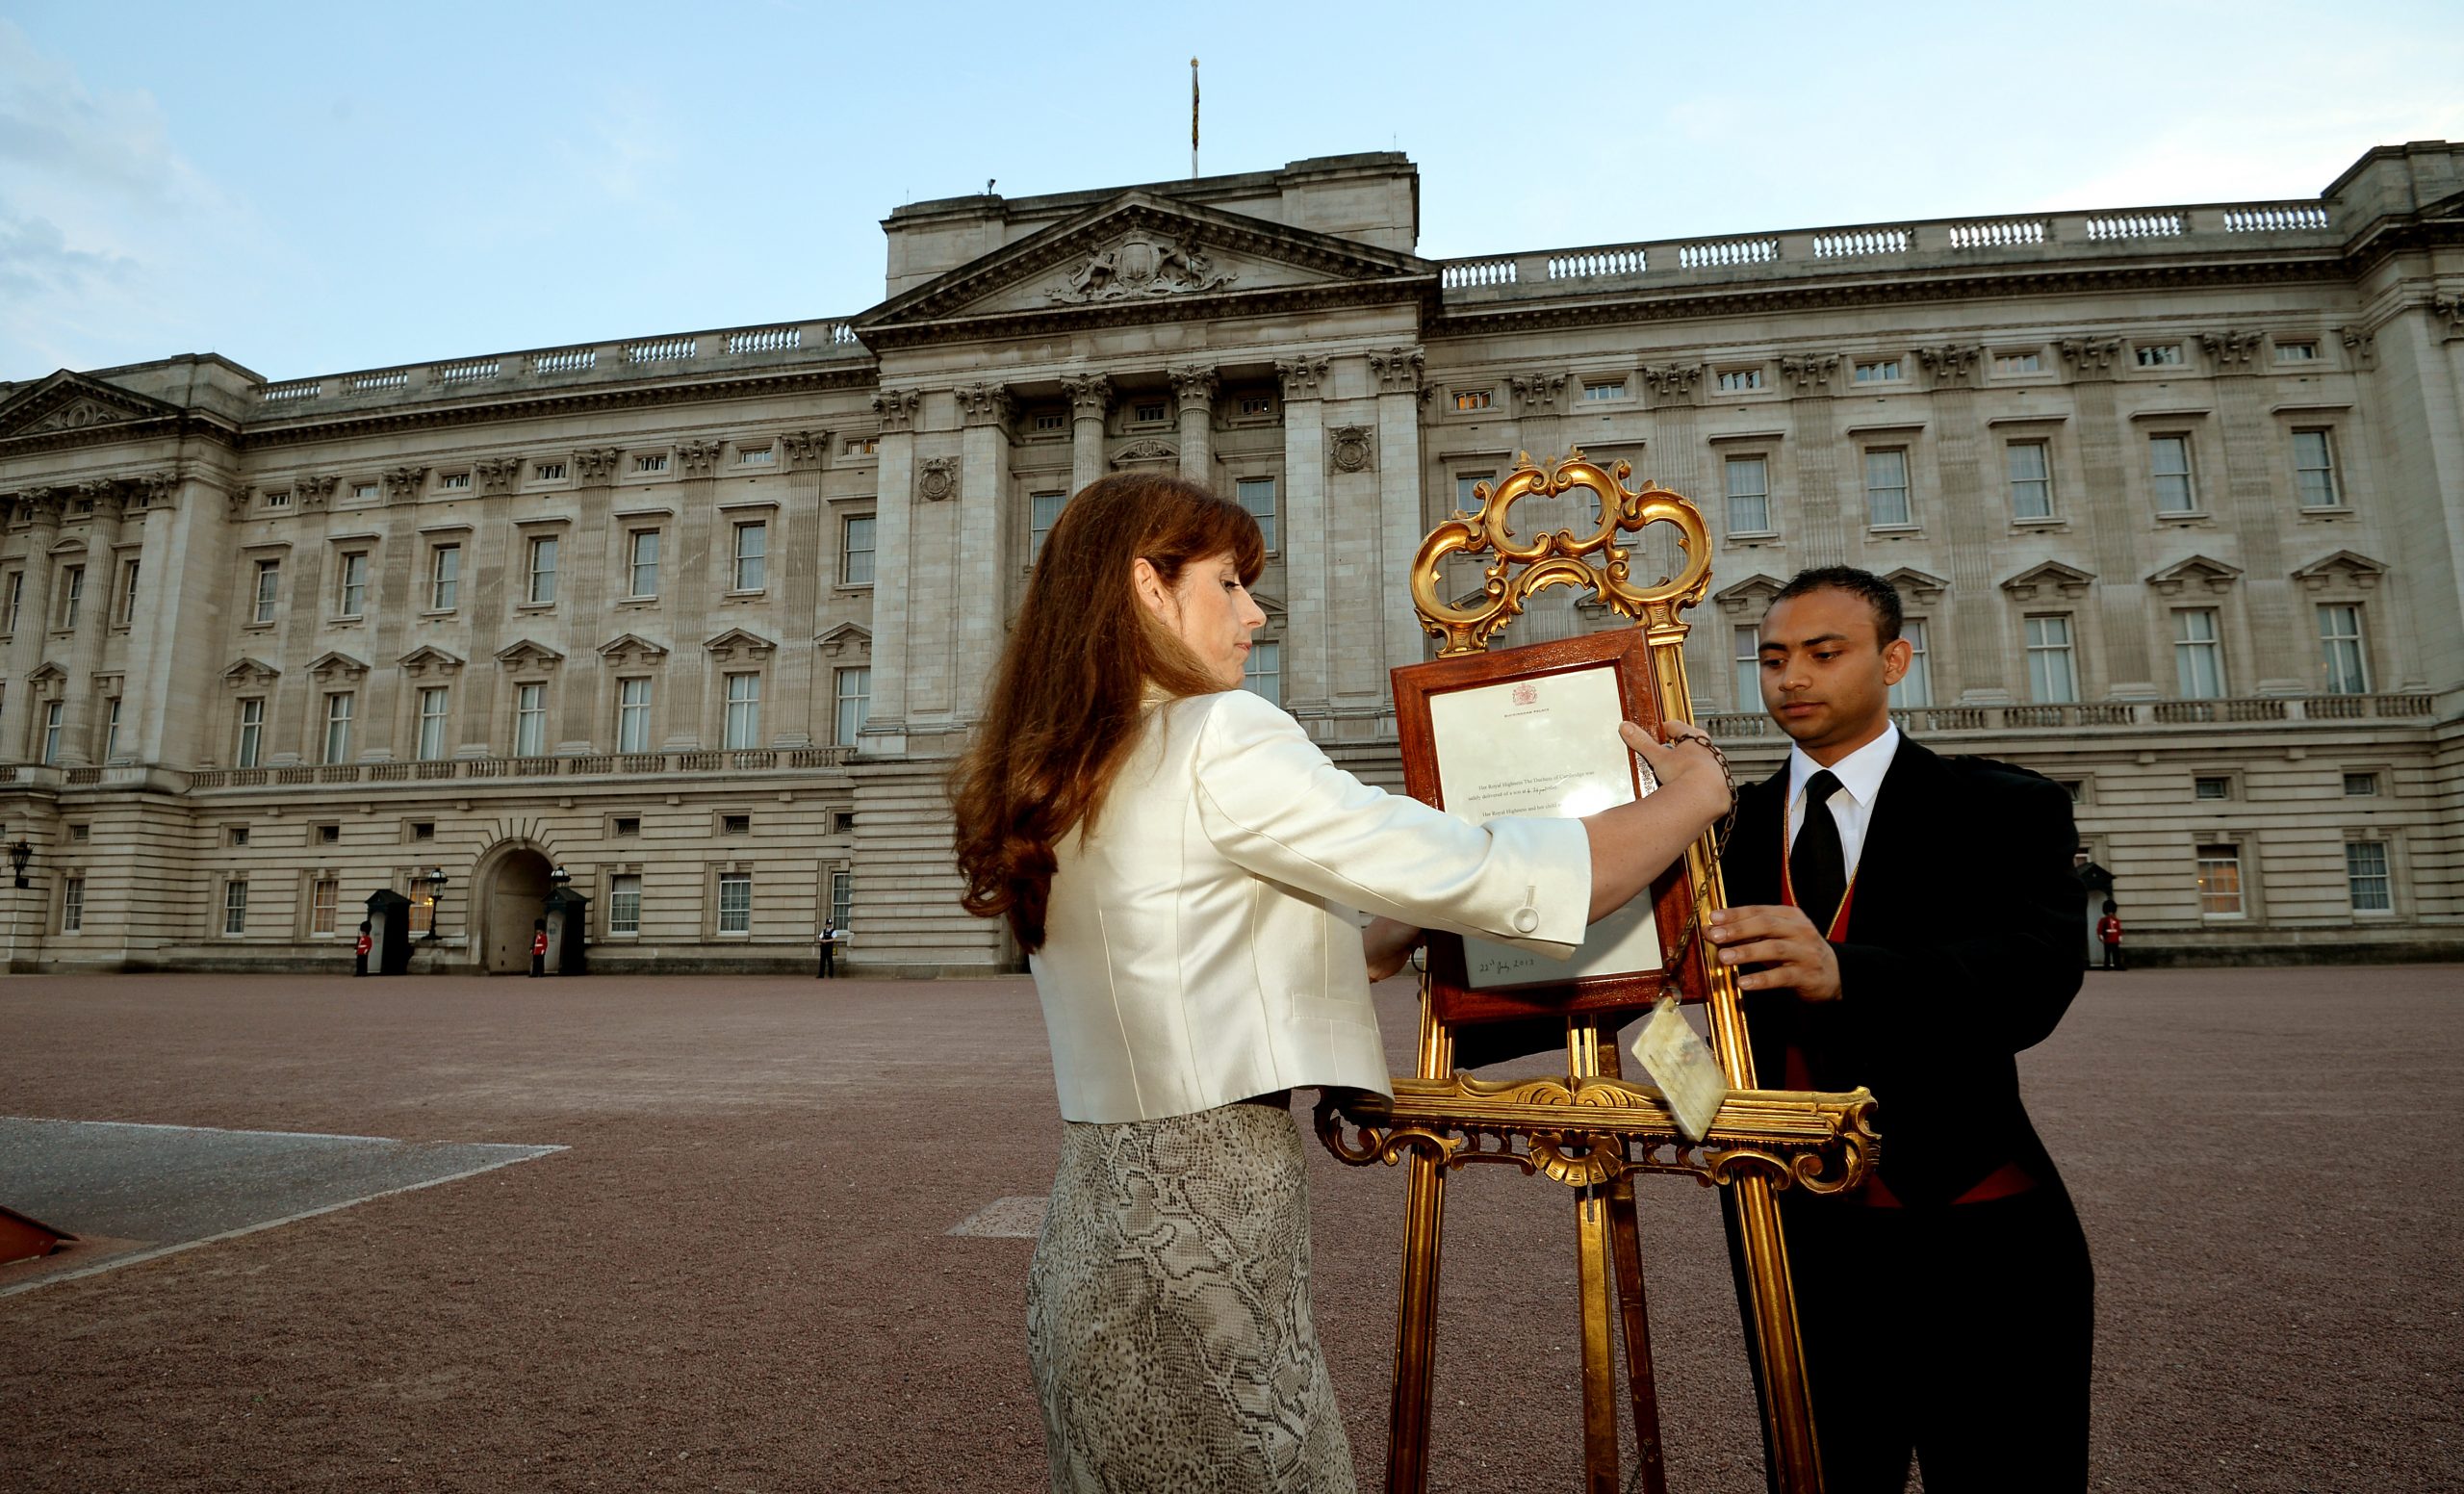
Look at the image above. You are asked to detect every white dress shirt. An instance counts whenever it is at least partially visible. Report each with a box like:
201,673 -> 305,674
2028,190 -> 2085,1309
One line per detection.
1784,723 -> 1901,881
1031,688 -> 1595,1124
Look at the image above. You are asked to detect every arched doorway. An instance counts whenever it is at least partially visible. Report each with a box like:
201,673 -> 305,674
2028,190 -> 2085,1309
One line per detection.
475,846 -> 554,973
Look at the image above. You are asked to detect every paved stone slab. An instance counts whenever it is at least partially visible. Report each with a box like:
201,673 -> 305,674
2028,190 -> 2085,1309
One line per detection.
0,1116 -> 562,1296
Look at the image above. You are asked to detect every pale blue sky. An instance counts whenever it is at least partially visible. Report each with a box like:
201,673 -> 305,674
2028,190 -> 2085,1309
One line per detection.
5,1 -> 2460,383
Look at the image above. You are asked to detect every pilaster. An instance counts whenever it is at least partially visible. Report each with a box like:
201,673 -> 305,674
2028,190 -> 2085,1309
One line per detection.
1780,355 -> 1844,568
955,382 -> 1013,721
1919,345 -> 2002,700
860,389 -> 922,756
2059,337 -> 2156,696
2202,330 -> 2305,692
1370,347 -> 1427,695
1276,357 -> 1330,715
1170,366 -> 1218,486
5,492 -> 62,762
56,486 -> 125,767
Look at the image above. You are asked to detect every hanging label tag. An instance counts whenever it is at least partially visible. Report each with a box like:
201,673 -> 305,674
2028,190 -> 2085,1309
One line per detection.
1632,996 -> 1728,1143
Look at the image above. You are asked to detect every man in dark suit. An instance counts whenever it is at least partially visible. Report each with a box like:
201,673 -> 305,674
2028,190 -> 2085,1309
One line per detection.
1708,566 -> 2092,1493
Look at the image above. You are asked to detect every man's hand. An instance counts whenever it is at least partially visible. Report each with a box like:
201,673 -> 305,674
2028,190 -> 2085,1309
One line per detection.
1707,904 -> 1841,1001
1364,916 -> 1424,983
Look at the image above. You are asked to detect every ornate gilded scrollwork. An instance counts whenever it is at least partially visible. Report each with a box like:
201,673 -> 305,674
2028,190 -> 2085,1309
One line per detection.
1407,448 -> 1712,656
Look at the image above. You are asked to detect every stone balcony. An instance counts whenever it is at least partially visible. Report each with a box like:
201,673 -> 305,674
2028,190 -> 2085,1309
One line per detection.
1704,691 -> 2437,747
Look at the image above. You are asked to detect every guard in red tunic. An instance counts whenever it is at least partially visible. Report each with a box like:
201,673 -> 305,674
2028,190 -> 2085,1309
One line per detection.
2097,901 -> 2125,971
530,919 -> 549,978
354,921 -> 372,978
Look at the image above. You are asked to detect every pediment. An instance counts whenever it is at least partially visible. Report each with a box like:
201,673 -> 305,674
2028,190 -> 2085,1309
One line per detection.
221,657 -> 279,687
857,193 -> 1436,339
305,650 -> 369,680
1880,567 -> 1949,604
397,644 -> 467,674
2145,554 -> 2243,596
814,622 -> 871,657
1713,573 -> 1788,616
2000,560 -> 2095,600
2292,549 -> 2388,590
597,631 -> 671,665
0,371 -> 183,442
28,661 -> 67,683
493,638 -> 566,669
704,627 -> 777,660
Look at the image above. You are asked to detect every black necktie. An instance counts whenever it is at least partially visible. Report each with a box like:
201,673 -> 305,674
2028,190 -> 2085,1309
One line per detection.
1791,770 -> 1848,935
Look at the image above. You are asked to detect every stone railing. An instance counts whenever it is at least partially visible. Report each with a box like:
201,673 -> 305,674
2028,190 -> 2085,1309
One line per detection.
248,318 -> 868,415
183,745 -> 856,791
1703,692 -> 2434,742
1443,196 -> 2342,298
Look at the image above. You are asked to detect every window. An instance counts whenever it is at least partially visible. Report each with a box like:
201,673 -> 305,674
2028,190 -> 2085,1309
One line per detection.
41,701 -> 63,764
322,692 -> 354,763
1032,411 -> 1066,432
2194,776 -> 2232,801
1452,389 -> 1492,411
1239,396 -> 1274,417
724,672 -> 761,749
628,529 -> 661,598
1852,359 -> 1903,384
2195,844 -> 2245,916
1581,379 -> 1627,401
1235,477 -> 1277,551
514,682 -> 547,757
236,699 -> 264,768
1717,368 -> 1764,392
438,472 -> 471,491
2149,435 -> 2197,514
410,821 -> 435,841
2343,772 -> 2379,797
61,875 -> 84,934
310,878 -> 338,937
1993,350 -> 2043,374
2174,609 -> 2226,699
60,565 -> 83,629
533,461 -> 567,481
116,559 -> 140,625
736,445 -> 774,466
67,822 -> 88,843
634,453 -> 669,474
1132,399 -> 1167,424
318,823 -> 341,843
223,879 -> 249,936
337,552 -> 368,617
1890,619 -> 1932,708
720,813 -> 751,836
350,480 -> 378,502
834,666 -> 871,747
613,815 -> 641,837
2346,841 -> 2392,913
2136,343 -> 2184,368
732,521 -> 767,590
2317,605 -> 2369,694
2292,430 -> 2340,509
1863,448 -> 1912,528
429,545 -> 461,609
840,516 -> 876,586
2274,340 -> 2319,363
417,686 -> 449,760
717,872 -> 752,934
2025,615 -> 2078,703
2055,780 -> 2086,805
617,678 -> 652,753
1724,456 -> 1771,534
526,535 -> 558,605
1456,473 -> 1494,510
3,571 -> 19,632
407,886 -> 433,938
830,869 -> 854,930
609,873 -> 642,935
1030,492 -> 1066,560
2006,441 -> 2053,520
103,697 -> 121,760
231,826 -> 257,847
1733,626 -> 1762,710
844,437 -> 877,456
832,811 -> 856,835
1242,640 -> 1282,706
253,559 -> 280,624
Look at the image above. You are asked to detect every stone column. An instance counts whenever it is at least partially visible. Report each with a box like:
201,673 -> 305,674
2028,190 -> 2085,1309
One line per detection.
954,383 -> 1012,721
1918,345 -> 2003,703
1369,348 -> 1427,691
858,389 -> 922,757
113,477 -> 178,762
1276,357 -> 1330,717
5,491 -> 62,762
1170,366 -> 1218,487
55,483 -> 125,767
2058,337 -> 2156,697
776,430 -> 830,747
555,448 -> 629,751
1063,374 -> 1113,494
2201,329 -> 2304,692
1780,355 -> 1845,569
1644,365 -> 1723,709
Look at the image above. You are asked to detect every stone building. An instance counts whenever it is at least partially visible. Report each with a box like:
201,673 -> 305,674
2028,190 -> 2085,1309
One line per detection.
1,142 -> 2458,971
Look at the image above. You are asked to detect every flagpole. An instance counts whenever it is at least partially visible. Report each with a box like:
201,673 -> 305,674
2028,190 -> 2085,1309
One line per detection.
1191,57 -> 1199,179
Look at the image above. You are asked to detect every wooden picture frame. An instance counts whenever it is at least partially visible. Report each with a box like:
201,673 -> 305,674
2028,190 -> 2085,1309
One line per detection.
1391,627 -> 1708,1026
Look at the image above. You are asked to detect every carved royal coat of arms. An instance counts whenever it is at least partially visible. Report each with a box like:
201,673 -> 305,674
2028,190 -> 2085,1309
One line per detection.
1046,234 -> 1237,304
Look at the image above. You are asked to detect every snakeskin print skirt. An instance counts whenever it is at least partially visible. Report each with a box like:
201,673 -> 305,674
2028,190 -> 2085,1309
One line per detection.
1028,1100 -> 1358,1494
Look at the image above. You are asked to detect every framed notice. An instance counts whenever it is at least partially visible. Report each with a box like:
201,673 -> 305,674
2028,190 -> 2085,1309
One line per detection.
1391,628 -> 1708,1026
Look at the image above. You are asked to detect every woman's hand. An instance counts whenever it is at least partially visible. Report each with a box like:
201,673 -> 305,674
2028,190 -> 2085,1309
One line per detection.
1619,720 -> 1732,820
1578,721 -> 1732,924
1363,916 -> 1424,982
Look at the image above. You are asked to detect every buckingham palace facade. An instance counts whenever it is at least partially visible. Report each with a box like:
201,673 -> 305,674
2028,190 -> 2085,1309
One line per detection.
2,141 -> 2460,972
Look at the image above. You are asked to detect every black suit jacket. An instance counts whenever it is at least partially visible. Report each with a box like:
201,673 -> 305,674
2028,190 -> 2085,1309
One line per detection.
1722,736 -> 2084,1207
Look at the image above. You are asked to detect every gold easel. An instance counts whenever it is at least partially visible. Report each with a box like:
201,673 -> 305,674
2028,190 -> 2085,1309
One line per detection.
1316,451 -> 1879,1494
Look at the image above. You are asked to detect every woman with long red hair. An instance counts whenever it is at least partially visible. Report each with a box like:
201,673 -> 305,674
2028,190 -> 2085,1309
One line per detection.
951,472 -> 1728,1492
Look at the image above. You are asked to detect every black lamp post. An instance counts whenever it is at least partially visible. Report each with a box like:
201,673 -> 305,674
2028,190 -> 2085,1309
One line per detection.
549,864 -> 572,890
9,839 -> 30,889
422,866 -> 447,940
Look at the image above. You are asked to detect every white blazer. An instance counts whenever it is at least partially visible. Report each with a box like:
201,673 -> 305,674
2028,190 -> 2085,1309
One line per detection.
1030,688 -> 1593,1123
